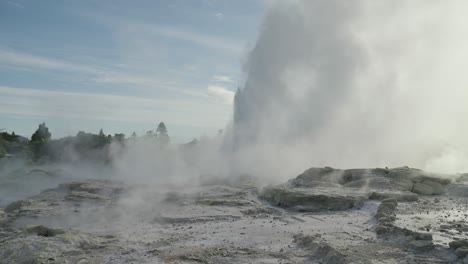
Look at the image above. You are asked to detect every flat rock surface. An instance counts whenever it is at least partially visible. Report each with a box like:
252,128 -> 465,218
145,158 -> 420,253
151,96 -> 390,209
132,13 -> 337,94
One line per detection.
1,166 -> 467,263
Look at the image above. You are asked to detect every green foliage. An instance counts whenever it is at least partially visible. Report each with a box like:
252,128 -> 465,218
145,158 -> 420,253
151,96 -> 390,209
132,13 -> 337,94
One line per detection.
30,123 -> 52,161
31,122 -> 51,143
157,122 -> 168,136
1,119 -> 217,163
0,141 -> 6,158
146,130 -> 154,137
0,131 -> 29,159
113,133 -> 125,142
157,122 -> 170,143
1,131 -> 19,142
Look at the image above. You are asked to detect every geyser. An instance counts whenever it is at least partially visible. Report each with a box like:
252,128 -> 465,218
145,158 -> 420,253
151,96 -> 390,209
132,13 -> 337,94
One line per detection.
232,0 -> 468,176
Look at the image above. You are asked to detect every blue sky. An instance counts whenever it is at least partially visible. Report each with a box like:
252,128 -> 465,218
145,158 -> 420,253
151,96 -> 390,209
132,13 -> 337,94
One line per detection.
0,0 -> 266,142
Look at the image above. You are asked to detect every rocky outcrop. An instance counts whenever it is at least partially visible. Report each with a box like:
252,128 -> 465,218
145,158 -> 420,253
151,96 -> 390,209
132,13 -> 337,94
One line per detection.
373,198 -> 435,253
261,167 -> 450,211
261,166 -> 453,212
0,226 -> 117,263
411,180 -> 445,195
3,180 -> 123,223
0,167 -> 466,264
261,185 -> 366,211
375,198 -> 398,234
449,240 -> 468,259
292,166 -> 451,196
293,233 -> 347,264
25,225 -> 66,237
4,200 -> 31,213
0,209 -> 6,223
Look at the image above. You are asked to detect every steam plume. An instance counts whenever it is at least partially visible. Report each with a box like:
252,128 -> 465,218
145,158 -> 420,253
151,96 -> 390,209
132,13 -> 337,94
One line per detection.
232,0 -> 468,178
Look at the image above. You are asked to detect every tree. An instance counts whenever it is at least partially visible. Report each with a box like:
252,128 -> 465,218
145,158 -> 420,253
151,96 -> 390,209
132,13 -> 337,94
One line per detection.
96,129 -> 109,147
0,144 -> 5,158
1,131 -> 18,142
76,131 -> 86,138
114,133 -> 125,142
31,122 -> 51,142
146,130 -> 154,137
30,122 -> 51,161
156,122 -> 168,136
156,122 -> 170,143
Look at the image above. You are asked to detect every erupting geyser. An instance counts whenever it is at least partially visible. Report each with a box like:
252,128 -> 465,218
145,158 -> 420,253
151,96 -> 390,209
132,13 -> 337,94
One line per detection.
232,0 -> 468,175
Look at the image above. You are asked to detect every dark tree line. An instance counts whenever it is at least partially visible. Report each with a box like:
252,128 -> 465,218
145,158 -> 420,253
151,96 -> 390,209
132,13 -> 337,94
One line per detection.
1,121 -> 172,162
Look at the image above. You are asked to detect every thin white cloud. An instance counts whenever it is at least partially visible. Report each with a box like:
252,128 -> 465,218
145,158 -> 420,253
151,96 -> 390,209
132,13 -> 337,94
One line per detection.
0,49 -> 97,74
212,75 -> 233,83
206,85 -> 235,105
0,85 -> 232,127
215,12 -> 224,19
89,12 -> 244,55
0,49 -> 207,97
134,24 -> 242,54
6,1 -> 24,8
93,74 -> 211,98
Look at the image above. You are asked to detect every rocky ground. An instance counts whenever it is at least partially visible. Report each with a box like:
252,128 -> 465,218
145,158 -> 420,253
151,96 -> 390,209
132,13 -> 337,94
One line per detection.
1,166 -> 468,263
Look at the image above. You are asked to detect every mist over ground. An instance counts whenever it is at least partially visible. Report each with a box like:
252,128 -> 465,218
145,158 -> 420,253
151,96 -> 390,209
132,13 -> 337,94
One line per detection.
2,0 -> 468,203
3,1 -> 468,263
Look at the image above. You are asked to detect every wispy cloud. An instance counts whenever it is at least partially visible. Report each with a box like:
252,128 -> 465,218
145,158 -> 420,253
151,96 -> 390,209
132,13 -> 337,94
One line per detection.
89,13 -> 244,55
6,1 -> 24,8
212,75 -> 233,83
215,12 -> 224,19
0,49 -> 208,97
0,49 -> 97,74
0,85 -> 232,127
93,74 -> 204,96
130,23 -> 242,54
206,85 -> 235,105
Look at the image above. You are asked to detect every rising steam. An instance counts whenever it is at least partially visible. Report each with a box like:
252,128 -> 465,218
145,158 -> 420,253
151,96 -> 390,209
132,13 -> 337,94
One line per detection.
231,0 -> 468,178
2,1 -> 468,207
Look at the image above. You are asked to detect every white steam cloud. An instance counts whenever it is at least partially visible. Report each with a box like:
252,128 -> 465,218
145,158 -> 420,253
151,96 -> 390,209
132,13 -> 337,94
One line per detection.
3,1 -> 468,207
231,0 -> 468,178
